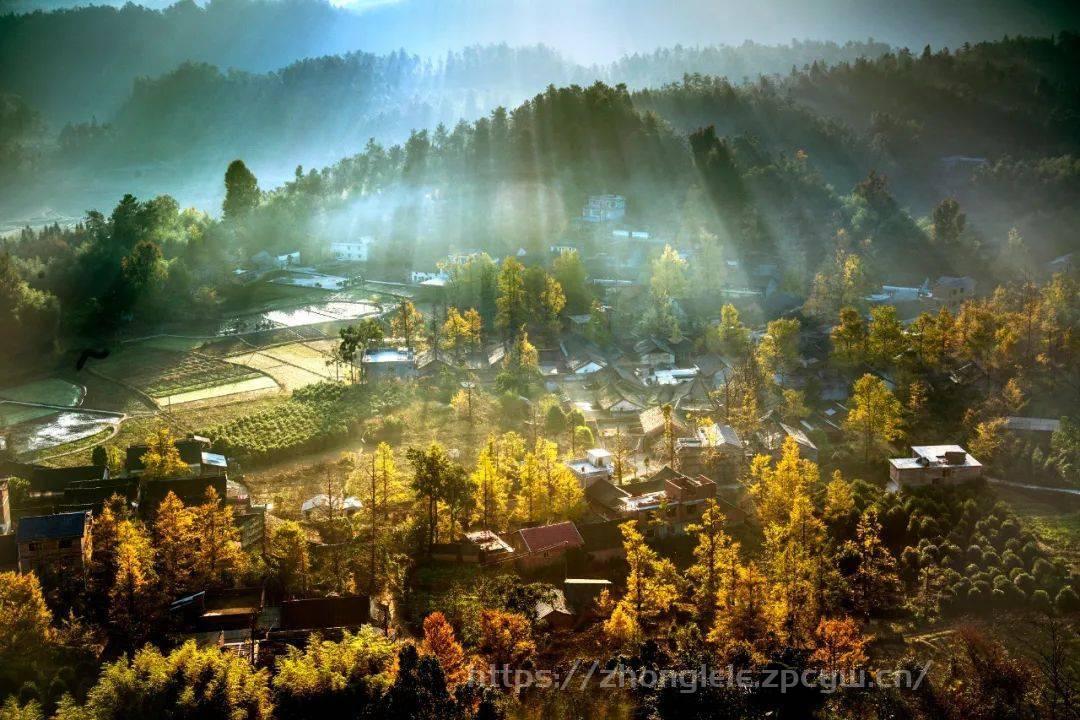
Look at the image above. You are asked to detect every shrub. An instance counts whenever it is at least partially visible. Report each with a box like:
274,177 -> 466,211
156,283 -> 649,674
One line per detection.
1055,587 -> 1080,613
1030,589 -> 1052,613
1013,573 -> 1036,594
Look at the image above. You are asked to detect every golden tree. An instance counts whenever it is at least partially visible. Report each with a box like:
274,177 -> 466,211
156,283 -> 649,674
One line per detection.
471,447 -> 509,532
268,521 -> 310,597
844,508 -> 900,617
811,617 -> 869,676
109,519 -> 163,649
0,571 -> 54,669
478,610 -> 535,669
686,500 -> 741,621
390,299 -> 424,352
422,612 -> 467,686
615,521 -> 678,628
823,470 -> 856,529
140,426 -> 189,480
844,373 -> 903,466
152,491 -> 195,597
748,435 -> 819,528
190,487 -> 245,589
707,561 -> 772,658
764,492 -> 826,645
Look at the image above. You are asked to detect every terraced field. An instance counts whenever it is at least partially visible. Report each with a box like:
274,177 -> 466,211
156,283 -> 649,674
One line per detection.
93,345 -> 279,405
224,340 -> 340,391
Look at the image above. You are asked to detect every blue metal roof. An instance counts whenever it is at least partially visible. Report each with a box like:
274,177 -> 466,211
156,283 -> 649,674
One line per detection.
16,511 -> 90,542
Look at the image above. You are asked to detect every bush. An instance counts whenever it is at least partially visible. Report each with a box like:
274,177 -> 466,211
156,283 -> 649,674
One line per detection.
1013,573 -> 1036,595
1055,587 -> 1080,613
1001,550 -> 1023,572
1030,589 -> 1052,613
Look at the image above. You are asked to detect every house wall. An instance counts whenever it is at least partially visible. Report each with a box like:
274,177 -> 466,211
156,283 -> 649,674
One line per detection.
890,464 -> 983,486
18,536 -> 89,574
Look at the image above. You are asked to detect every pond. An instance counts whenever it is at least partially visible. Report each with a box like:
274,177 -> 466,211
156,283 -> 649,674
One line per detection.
4,409 -> 119,456
221,301 -> 381,334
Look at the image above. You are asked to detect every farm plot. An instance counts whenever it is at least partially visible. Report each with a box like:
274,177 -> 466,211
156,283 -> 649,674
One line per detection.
94,345 -> 278,406
225,340 -> 340,391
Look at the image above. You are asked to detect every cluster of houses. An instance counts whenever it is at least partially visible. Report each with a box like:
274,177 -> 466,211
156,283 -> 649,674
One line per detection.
0,435 -> 262,577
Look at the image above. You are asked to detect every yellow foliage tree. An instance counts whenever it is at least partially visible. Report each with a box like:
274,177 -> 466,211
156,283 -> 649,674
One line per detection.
190,487 -> 246,589
0,571 -> 54,668
615,521 -> 679,629
844,373 -> 904,466
478,609 -> 535,669
763,492 -> 826,645
686,500 -> 740,620
421,612 -> 467,686
152,491 -> 195,597
748,435 -> 819,528
811,617 -> 870,676
140,426 -> 189,480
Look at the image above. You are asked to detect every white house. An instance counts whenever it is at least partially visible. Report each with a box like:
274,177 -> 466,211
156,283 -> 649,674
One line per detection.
566,448 -> 614,488
582,195 -> 626,223
330,237 -> 373,262
889,445 -> 983,487
932,276 -> 976,312
275,251 -> 301,269
410,270 -> 447,284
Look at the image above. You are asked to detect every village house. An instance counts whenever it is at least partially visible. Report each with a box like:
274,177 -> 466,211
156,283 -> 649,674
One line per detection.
301,493 -> 363,520
888,445 -> 983,487
467,529 -> 515,563
932,276 -> 976,312
138,474 -> 229,519
1002,416 -> 1062,443
26,464 -> 110,499
675,423 -> 743,480
595,382 -> 647,414
566,448 -> 614,488
577,519 -> 625,564
633,337 -> 676,367
0,534 -> 16,573
638,406 -> 688,452
17,510 -> 92,575
586,466 -> 722,535
126,435 -> 217,476
170,587 -> 266,635
758,416 -> 819,462
511,521 -> 584,569
581,194 -> 626,223
269,596 -> 374,643
361,347 -> 418,381
329,237 -> 373,263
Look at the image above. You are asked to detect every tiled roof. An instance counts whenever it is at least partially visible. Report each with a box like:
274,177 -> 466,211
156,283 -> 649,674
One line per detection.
586,479 -> 633,510
29,465 -> 108,494
578,519 -> 624,551
517,521 -> 584,553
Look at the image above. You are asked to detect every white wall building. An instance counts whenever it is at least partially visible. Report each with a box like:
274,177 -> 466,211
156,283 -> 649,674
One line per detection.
330,237 -> 373,262
889,445 -> 983,487
582,194 -> 626,223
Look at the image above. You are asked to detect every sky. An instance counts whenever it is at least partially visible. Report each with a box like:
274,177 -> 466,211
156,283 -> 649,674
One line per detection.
3,0 -> 1078,63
